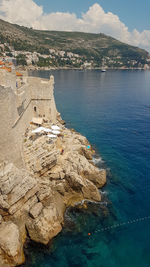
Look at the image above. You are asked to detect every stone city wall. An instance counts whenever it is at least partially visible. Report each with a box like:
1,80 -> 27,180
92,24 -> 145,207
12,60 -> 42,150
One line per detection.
0,72 -> 57,166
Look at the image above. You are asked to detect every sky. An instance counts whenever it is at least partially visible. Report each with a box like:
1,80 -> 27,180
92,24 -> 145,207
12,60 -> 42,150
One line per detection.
0,0 -> 150,52
34,0 -> 150,32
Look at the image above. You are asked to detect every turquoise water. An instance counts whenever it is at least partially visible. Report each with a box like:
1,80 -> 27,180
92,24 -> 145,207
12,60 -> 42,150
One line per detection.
25,70 -> 150,267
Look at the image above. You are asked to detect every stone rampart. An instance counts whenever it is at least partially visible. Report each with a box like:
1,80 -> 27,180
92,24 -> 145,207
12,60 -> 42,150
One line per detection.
0,71 -> 57,166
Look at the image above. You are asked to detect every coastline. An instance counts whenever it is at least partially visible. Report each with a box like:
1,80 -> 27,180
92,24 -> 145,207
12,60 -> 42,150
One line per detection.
17,66 -> 150,72
18,68 -> 150,267
0,72 -> 106,266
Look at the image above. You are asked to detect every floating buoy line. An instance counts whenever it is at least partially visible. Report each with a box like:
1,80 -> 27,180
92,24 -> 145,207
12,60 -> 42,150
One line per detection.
64,199 -> 150,238
90,215 -> 150,235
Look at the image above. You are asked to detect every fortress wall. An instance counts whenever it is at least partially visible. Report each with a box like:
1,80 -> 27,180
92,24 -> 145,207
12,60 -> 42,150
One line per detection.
28,77 -> 52,99
0,71 -> 6,87
28,75 -> 57,122
31,99 -> 51,120
50,94 -> 57,123
0,84 -> 33,166
13,84 -> 31,121
0,74 -> 58,166
0,85 -> 21,165
0,70 -> 16,89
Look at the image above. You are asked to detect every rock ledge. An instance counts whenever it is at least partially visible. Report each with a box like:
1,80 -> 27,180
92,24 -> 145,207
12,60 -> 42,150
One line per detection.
0,123 -> 106,266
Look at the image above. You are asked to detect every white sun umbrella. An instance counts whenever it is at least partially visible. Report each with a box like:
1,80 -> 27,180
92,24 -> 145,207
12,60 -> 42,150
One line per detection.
51,125 -> 60,130
32,127 -> 45,133
51,130 -> 60,135
42,128 -> 52,133
47,134 -> 57,138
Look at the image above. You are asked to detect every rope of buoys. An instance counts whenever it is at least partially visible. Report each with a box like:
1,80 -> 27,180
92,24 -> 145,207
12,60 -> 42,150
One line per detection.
61,216 -> 150,250
88,215 -> 150,236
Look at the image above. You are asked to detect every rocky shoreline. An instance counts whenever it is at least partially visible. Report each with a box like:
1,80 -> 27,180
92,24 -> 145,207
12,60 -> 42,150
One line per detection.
0,119 -> 106,266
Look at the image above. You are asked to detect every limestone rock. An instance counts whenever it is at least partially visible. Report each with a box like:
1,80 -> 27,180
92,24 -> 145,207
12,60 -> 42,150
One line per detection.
0,163 -> 20,195
82,179 -> 101,202
49,172 -> 61,180
36,184 -> 52,202
0,222 -> 24,266
64,151 -> 106,188
0,194 -> 10,210
84,169 -> 107,188
22,123 -> 106,249
62,151 -> 106,188
0,162 -> 37,215
0,163 -> 36,198
0,222 -> 20,257
55,182 -> 66,195
24,136 -> 59,175
79,146 -> 93,160
29,202 -> 43,219
8,174 -> 37,206
65,172 -> 101,202
0,258 -> 10,267
26,204 -> 62,244
66,172 -> 84,191
74,134 -> 88,145
8,185 -> 39,215
21,195 -> 38,213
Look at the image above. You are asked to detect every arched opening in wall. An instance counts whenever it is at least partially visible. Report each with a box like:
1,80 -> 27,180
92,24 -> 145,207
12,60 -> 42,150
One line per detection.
34,106 -> 37,117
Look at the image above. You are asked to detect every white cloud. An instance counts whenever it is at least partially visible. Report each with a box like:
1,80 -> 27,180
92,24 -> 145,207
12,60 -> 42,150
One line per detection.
0,0 -> 150,53
0,0 -> 43,27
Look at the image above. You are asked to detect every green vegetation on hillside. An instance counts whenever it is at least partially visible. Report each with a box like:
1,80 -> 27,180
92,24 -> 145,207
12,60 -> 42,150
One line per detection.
16,54 -> 27,66
0,19 -> 149,69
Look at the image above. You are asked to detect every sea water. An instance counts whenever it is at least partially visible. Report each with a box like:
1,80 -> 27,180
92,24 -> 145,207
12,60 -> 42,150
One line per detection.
24,70 -> 150,267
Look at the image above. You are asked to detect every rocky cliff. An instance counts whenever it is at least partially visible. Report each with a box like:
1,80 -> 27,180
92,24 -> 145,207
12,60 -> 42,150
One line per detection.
0,98 -> 106,266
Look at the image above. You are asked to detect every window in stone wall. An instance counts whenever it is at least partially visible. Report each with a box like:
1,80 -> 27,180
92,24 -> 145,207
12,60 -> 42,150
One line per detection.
34,106 -> 37,112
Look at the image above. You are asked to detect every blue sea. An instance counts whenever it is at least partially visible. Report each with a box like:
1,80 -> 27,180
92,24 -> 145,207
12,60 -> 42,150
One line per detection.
25,70 -> 150,267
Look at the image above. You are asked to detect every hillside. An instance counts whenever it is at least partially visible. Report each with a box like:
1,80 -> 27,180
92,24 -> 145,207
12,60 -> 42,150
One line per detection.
0,18 -> 150,69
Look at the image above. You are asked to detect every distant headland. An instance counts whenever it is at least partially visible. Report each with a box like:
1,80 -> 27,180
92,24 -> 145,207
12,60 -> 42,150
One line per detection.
0,18 -> 150,70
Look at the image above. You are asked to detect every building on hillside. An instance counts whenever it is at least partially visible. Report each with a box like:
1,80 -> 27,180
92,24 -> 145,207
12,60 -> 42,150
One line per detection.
82,62 -> 92,69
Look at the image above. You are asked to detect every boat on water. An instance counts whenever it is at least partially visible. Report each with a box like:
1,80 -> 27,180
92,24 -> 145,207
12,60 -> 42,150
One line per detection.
101,58 -> 107,72
101,69 -> 106,72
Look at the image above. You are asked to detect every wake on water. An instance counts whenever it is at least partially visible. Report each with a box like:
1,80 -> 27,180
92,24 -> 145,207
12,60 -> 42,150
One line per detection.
92,156 -> 104,165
